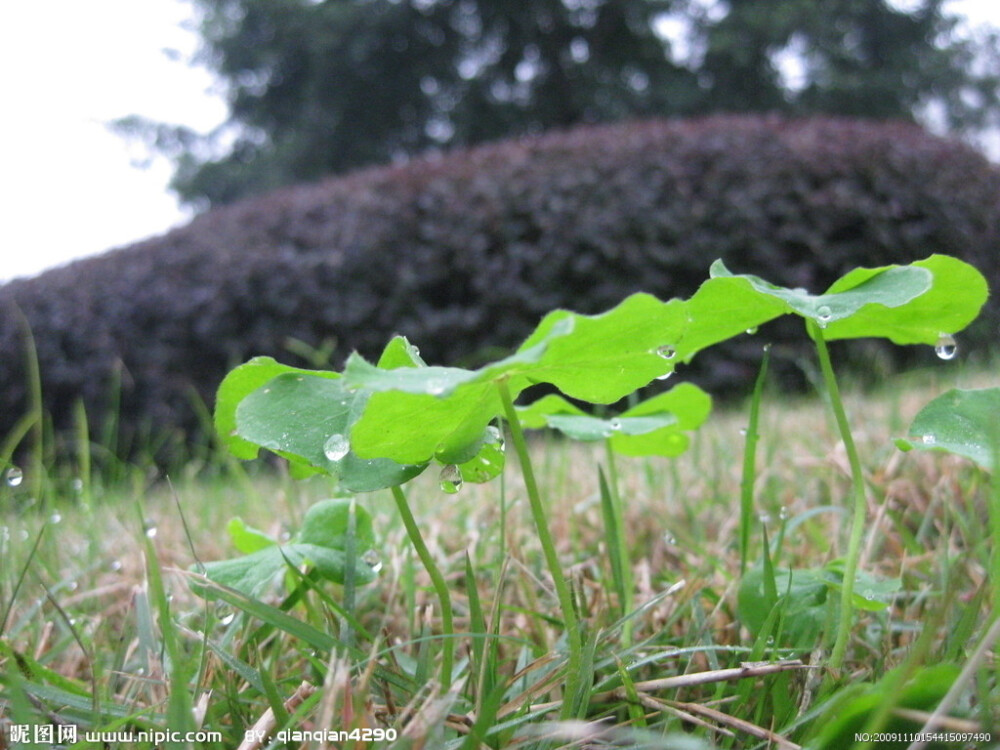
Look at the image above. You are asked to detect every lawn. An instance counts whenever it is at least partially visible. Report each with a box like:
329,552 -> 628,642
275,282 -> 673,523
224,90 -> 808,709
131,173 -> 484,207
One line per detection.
1,360 -> 997,749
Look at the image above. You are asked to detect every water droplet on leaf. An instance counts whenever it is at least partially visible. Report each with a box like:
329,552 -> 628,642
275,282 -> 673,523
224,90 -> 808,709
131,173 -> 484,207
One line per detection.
922,434 -> 936,445
746,326 -> 758,335
439,464 -> 463,494
816,306 -> 832,328
655,370 -> 673,381
656,345 -> 677,360
323,433 -> 350,461
609,418 -> 622,431
5,466 -> 23,487
362,549 -> 383,573
934,334 -> 957,360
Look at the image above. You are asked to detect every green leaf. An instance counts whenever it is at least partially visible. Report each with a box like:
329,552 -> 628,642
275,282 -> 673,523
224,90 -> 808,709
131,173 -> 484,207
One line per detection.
516,384 -> 711,456
215,356 -> 336,460
515,294 -> 688,403
198,499 -> 378,597
610,383 -> 712,457
901,387 -> 1000,470
738,566 -> 833,648
227,517 -> 276,554
345,318 -> 573,464
822,255 -> 988,344
809,663 -> 960,750
709,254 -> 987,344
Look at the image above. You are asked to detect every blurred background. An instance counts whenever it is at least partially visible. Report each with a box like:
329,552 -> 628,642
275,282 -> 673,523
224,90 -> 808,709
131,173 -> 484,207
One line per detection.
3,0 -> 998,284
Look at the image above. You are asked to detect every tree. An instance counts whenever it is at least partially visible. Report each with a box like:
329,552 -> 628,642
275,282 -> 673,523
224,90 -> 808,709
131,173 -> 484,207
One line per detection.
121,0 -> 999,208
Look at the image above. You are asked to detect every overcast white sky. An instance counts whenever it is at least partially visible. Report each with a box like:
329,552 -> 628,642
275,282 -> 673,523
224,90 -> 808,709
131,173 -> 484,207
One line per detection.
1,0 -> 998,283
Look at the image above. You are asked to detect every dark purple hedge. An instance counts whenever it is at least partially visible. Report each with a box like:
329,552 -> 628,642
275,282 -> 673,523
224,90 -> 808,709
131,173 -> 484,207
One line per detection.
1,115 -> 997,460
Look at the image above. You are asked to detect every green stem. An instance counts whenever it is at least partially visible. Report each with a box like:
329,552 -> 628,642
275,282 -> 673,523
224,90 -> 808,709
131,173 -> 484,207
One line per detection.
390,484 -> 454,691
604,441 -> 634,646
740,344 -> 771,574
496,379 -> 583,716
810,322 -> 868,672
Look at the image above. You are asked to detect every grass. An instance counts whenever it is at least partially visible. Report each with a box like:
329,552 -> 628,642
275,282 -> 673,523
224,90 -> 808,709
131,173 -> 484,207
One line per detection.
1,366 -> 998,749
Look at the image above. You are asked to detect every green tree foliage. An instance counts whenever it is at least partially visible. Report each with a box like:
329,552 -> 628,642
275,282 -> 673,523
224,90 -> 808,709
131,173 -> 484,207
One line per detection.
122,0 -> 999,207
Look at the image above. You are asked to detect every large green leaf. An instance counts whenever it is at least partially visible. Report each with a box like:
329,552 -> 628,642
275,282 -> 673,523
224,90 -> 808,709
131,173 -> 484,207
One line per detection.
197,499 -> 378,597
215,356 -> 339,460
709,254 -> 987,344
235,371 -> 425,491
344,317 -> 574,464
610,383 -> 712,457
899,387 -> 1000,470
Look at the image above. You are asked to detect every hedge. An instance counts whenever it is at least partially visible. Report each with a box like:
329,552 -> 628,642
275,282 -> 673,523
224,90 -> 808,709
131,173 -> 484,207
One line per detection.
1,115 -> 997,460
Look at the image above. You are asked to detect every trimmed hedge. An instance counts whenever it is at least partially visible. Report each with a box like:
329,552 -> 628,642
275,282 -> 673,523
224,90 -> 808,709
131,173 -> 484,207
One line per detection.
1,115 -> 998,459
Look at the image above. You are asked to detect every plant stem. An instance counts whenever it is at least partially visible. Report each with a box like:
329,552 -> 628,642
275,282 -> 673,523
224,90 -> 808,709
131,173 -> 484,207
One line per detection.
603,441 -> 634,646
390,484 -> 454,691
497,379 -> 583,717
810,322 -> 868,672
740,344 -> 771,574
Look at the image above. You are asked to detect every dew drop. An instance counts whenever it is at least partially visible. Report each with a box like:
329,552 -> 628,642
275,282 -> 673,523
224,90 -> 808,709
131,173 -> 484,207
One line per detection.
144,520 -> 158,538
746,326 -> 758,335
49,512 -> 62,525
219,612 -> 236,626
19,529 -> 29,541
739,427 -> 748,437
656,345 -> 677,360
655,370 -> 674,381
609,418 -> 622,431
362,549 -> 383,573
663,532 -> 677,546
816,306 -> 832,328
109,560 -> 123,572
439,464 -> 463,494
5,466 -> 23,487
758,512 -> 772,525
427,378 -> 447,395
485,424 -> 505,450
863,589 -> 874,600
71,478 -> 84,493
323,433 -> 350,462
778,506 -> 789,521
921,434 -> 936,445
934,334 -> 957,361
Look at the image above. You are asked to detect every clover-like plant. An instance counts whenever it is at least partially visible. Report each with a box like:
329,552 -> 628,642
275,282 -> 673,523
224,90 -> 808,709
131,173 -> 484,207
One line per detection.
212,253 -> 986,704
712,254 -> 987,670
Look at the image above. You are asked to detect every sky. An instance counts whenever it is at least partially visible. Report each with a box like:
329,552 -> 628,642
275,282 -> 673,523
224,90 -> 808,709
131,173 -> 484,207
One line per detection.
1,0 -> 998,284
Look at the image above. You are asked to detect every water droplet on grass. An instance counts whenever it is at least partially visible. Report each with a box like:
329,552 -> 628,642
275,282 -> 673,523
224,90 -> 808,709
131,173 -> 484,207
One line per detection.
109,560 -> 123,572
759,512 -> 772,525
663,532 -> 677,545
5,467 -> 23,487
439,464 -> 463,494
49,513 -> 62,525
219,612 -> 236,626
362,549 -> 383,573
934,334 -> 957,360
144,520 -> 158,538
656,345 -> 677,360
323,433 -> 350,461
778,506 -> 789,521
